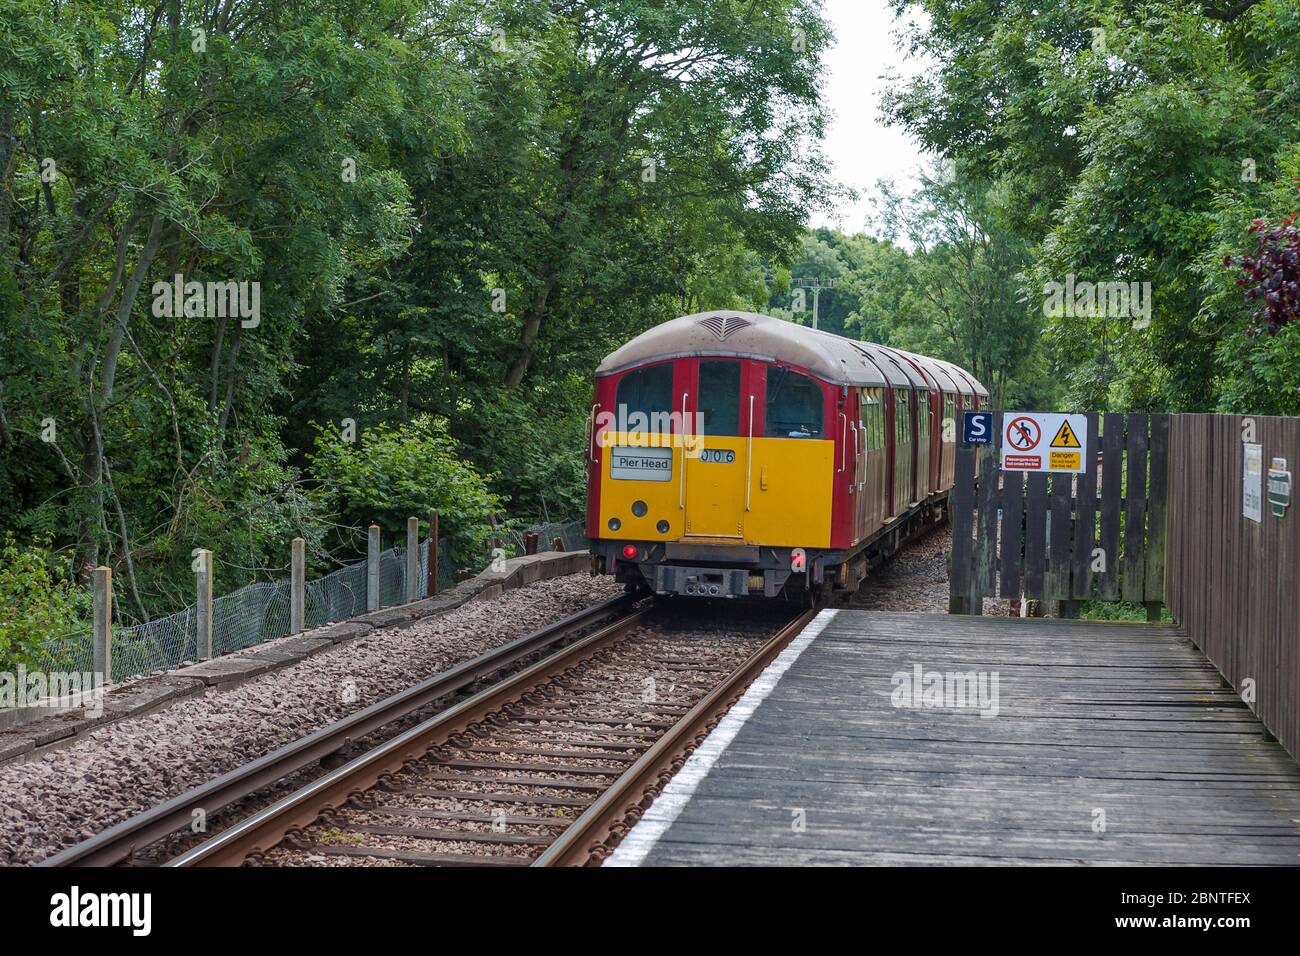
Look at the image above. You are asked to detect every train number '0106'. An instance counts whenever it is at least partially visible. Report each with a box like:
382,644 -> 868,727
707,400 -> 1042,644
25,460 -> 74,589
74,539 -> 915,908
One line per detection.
698,449 -> 736,464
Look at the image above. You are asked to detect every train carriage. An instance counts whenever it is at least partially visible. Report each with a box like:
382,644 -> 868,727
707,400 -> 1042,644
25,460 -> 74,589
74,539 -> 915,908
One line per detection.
586,311 -> 987,601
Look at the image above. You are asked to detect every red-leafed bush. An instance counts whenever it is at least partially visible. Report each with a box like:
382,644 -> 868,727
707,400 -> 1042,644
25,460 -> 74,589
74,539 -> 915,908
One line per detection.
1225,212 -> 1300,335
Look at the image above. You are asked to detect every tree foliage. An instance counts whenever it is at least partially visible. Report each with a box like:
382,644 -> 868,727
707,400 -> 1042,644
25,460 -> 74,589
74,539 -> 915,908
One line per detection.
882,0 -> 1300,413
0,0 -> 832,620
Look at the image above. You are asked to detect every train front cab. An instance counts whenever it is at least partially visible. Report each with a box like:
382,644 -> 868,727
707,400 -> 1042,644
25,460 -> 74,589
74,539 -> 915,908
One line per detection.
588,354 -> 844,598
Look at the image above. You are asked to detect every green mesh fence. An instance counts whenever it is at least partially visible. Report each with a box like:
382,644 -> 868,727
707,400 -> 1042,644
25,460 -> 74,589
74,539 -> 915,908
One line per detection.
25,522 -> 585,685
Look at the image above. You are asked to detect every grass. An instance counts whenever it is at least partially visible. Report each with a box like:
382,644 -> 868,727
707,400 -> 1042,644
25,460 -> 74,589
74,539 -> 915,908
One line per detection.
1079,600 -> 1174,624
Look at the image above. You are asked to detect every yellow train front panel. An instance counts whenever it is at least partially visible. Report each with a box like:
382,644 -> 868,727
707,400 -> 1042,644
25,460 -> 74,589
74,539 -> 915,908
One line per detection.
597,431 -> 833,549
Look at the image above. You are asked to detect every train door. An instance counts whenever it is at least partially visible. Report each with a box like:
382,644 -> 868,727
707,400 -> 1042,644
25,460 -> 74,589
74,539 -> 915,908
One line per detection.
894,388 -> 913,510
882,385 -> 897,518
684,359 -> 747,538
861,387 -> 886,534
915,390 -> 930,502
942,392 -> 957,489
851,395 -> 866,543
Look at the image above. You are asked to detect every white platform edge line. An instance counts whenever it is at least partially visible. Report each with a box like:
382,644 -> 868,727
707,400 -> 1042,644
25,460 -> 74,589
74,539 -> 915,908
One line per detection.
602,607 -> 839,867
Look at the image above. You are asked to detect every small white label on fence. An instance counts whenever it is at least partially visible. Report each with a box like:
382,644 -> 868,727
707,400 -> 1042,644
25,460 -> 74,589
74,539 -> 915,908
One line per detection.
1268,457 -> 1291,518
1000,412 -> 1088,474
610,446 -> 672,481
1243,443 -> 1263,523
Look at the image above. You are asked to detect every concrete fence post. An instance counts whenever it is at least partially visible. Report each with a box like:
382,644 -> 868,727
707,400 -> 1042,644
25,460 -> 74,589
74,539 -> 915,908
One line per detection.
291,537 -> 306,634
92,566 -> 113,683
367,525 -> 381,612
406,516 -> 419,603
427,509 -> 439,598
196,549 -> 213,660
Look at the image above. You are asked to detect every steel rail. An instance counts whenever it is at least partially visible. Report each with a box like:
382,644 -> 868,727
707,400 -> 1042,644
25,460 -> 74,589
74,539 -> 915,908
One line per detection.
40,592 -> 643,868
534,606 -> 818,866
167,605 -> 650,866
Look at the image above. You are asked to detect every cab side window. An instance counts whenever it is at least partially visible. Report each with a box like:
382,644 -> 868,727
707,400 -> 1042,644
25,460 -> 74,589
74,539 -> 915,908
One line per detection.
615,363 -> 673,434
765,368 -> 823,439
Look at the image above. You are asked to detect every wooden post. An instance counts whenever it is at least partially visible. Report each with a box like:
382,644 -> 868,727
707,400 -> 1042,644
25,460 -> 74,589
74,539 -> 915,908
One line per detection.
406,516 -> 420,603
196,549 -> 213,660
92,566 -> 112,683
367,525 -> 381,612
426,509 -> 439,598
524,532 -> 538,555
290,537 -> 305,634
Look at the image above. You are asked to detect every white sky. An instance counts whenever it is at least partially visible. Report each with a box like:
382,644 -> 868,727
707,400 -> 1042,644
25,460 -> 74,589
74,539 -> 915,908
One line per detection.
807,0 -> 934,234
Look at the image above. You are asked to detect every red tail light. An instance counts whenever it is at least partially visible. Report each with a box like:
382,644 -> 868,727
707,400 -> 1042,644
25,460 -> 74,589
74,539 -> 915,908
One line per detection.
622,545 -> 639,560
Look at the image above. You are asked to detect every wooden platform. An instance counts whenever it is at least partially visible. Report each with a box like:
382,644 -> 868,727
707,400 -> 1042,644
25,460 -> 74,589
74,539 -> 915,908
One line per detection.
611,610 -> 1300,866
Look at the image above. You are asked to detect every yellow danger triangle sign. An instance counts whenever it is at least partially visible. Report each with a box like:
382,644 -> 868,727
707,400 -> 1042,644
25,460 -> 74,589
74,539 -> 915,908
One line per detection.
1051,420 -> 1082,448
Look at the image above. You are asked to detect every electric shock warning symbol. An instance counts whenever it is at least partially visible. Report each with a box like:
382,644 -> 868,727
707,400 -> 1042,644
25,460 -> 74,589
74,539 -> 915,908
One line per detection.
1006,417 -> 1041,451
1050,421 -> 1082,449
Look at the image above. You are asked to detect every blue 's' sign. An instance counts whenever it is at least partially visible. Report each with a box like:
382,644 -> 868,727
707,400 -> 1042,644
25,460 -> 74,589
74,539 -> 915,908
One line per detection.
963,411 -> 993,446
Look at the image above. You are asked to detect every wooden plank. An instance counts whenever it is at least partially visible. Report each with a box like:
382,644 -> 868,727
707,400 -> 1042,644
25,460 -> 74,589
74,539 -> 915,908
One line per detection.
1071,412 -> 1100,600
999,470 -> 1024,599
973,444 -> 999,606
1023,472 -> 1049,599
1047,473 -> 1073,600
634,610 -> 1300,867
1097,413 -> 1124,601
948,443 -> 976,614
1144,414 -> 1169,603
1122,413 -> 1149,602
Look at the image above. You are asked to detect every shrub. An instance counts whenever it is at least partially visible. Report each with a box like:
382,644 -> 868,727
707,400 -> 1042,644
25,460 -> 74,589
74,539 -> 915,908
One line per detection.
308,416 -> 507,571
0,534 -> 92,673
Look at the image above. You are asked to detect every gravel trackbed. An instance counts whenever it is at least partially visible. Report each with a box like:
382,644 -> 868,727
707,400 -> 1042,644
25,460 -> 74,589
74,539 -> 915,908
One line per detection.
0,573 -> 621,867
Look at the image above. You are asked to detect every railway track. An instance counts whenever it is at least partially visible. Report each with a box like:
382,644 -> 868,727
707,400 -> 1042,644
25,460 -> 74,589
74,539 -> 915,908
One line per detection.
39,592 -> 643,868
163,604 -> 816,867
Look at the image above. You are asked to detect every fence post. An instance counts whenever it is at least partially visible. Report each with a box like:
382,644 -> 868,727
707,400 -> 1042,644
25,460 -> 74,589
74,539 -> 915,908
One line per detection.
427,509 -> 439,598
524,532 -> 538,555
489,512 -> 501,550
366,522 -> 379,613
406,516 -> 420,603
291,537 -> 305,634
196,549 -> 213,660
93,566 -> 113,683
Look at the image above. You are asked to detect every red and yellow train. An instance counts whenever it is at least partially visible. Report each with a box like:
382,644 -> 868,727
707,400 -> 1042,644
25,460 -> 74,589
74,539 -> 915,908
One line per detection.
585,310 -> 988,600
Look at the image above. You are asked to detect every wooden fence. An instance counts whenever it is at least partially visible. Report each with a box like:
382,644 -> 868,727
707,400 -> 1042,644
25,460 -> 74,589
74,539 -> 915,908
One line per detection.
949,412 -> 1169,616
1165,414 -> 1300,762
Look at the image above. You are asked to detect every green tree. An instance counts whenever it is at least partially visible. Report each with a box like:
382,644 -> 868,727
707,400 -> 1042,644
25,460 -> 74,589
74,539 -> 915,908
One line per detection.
881,0 -> 1300,413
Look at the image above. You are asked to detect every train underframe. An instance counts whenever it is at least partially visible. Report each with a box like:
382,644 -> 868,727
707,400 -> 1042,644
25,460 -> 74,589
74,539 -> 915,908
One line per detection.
589,490 -> 950,604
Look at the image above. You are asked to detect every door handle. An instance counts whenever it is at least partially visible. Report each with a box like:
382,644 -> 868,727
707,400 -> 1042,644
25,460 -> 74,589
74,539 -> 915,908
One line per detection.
587,403 -> 601,464
838,412 -> 847,473
745,394 -> 754,512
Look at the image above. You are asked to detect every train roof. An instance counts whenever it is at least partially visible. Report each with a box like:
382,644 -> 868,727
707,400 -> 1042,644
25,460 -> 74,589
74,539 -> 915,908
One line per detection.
595,311 -> 984,392
904,351 -> 959,393
932,357 -> 989,398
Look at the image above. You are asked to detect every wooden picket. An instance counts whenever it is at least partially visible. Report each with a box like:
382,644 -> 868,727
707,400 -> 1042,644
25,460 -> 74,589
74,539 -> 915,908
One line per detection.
948,412 -> 1169,616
